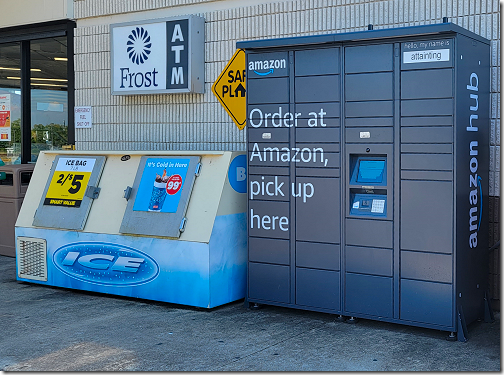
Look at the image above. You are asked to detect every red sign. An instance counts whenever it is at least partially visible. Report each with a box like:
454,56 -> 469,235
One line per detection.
0,94 -> 11,141
0,112 -> 9,127
166,174 -> 183,195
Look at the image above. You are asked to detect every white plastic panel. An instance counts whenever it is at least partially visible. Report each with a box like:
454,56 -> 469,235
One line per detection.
120,155 -> 201,238
32,155 -> 106,230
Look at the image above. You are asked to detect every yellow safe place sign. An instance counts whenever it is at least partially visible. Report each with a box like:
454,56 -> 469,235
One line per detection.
44,157 -> 95,207
212,49 -> 246,130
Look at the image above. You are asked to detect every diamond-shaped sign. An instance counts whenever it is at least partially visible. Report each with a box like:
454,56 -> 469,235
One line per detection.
212,49 -> 246,130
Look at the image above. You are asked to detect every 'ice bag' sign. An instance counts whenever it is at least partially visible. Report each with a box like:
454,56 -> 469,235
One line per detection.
44,157 -> 96,208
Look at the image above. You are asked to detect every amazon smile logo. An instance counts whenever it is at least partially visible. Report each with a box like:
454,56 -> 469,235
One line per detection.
248,58 -> 286,76
476,176 -> 483,230
254,68 -> 274,76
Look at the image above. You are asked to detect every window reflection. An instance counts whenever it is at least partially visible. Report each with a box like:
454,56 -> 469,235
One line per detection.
0,42 -> 21,165
30,37 -> 68,162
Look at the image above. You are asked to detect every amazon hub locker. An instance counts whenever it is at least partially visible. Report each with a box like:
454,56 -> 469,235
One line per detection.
239,22 -> 491,341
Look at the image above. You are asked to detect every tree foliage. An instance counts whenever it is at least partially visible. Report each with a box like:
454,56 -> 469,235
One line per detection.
0,119 -> 68,150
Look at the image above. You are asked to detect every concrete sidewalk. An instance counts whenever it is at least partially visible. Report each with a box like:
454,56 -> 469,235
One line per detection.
0,255 -> 500,371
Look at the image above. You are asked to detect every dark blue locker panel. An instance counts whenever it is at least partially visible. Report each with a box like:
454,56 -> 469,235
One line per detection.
400,180 -> 453,253
295,48 -> 339,76
346,219 -> 393,249
296,241 -> 340,271
345,246 -> 393,277
248,51 -> 289,79
296,117 -> 340,128
249,262 -> 290,303
248,166 -> 289,176
345,127 -> 393,143
249,237 -> 290,265
401,127 -> 453,144
249,150 -> 290,168
345,73 -> 393,101
293,153 -> 339,169
345,117 -> 393,127
296,268 -> 340,310
295,75 -> 340,103
401,153 -> 453,171
345,101 -> 393,117
248,104 -> 290,126
296,177 -> 340,244
295,102 -> 340,119
401,116 -> 453,126
249,142 -> 291,168
296,128 -> 340,143
401,144 -> 452,154
345,273 -> 393,317
454,33 -> 490,326
294,143 -> 340,152
296,167 -> 340,178
400,170 -> 453,181
249,200 -> 290,239
247,77 -> 289,104
299,118 -> 341,129
248,128 -> 289,143
401,68 -> 453,99
345,44 -> 393,73
294,144 -> 339,176
270,141 -> 338,169
400,279 -> 453,327
401,250 -> 452,283
401,98 -> 453,116
248,175 -> 290,202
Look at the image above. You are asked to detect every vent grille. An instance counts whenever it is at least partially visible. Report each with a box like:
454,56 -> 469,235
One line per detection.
17,237 -> 47,281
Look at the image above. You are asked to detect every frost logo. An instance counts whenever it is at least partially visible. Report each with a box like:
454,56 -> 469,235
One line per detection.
127,27 -> 152,65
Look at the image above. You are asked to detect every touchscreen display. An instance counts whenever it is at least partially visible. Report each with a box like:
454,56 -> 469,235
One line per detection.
357,160 -> 385,183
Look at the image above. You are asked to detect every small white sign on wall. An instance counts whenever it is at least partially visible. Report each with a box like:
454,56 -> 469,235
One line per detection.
75,106 -> 92,129
403,49 -> 450,63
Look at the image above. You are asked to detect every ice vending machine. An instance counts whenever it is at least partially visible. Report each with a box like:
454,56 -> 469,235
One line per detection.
239,22 -> 492,341
15,150 -> 247,308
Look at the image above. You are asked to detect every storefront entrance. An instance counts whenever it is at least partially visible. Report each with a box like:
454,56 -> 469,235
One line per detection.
0,21 -> 74,164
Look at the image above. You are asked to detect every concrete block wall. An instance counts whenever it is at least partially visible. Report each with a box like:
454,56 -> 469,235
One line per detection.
73,0 -> 500,302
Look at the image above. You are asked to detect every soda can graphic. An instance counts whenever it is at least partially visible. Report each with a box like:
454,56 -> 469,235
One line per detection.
148,180 -> 167,211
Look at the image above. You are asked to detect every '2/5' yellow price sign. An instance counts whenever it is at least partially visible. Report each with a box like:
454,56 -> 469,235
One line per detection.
44,157 -> 96,208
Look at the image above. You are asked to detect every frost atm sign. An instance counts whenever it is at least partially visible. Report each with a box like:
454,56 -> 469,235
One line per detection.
111,16 -> 204,95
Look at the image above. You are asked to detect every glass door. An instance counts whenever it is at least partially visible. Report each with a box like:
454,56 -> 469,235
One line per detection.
30,36 -> 68,162
0,42 -> 21,164
0,34 -> 70,165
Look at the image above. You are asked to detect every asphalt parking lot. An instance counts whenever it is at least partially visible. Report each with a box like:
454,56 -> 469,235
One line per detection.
0,255 -> 500,371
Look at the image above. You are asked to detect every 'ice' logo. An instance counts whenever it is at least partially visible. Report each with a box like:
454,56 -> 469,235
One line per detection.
127,27 -> 152,65
53,242 -> 159,286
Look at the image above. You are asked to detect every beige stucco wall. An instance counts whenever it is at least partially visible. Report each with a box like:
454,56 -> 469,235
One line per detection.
0,0 -> 73,28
